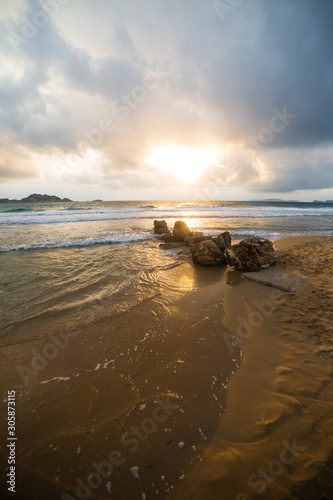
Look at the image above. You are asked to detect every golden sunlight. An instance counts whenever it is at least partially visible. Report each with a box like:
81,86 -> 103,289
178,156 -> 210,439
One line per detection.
147,146 -> 217,183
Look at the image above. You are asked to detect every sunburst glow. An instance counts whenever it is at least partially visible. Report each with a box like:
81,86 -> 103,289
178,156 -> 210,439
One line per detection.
147,146 -> 217,183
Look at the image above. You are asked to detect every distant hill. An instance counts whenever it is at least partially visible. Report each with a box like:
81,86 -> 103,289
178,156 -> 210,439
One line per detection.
251,198 -> 300,202
263,198 -> 286,202
0,193 -> 73,204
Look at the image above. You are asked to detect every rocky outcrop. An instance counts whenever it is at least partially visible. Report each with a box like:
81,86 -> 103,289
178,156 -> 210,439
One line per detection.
173,221 -> 192,241
191,240 -> 227,266
154,221 -> 276,271
154,220 -> 171,235
21,194 -> 73,203
154,221 -> 234,266
226,237 -> 276,271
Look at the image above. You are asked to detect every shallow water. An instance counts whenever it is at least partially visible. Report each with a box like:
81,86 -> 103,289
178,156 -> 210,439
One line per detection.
0,260 -> 241,499
0,241 -> 182,339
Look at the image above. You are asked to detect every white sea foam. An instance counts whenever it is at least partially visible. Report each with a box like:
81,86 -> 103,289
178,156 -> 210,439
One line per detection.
40,377 -> 70,384
0,234 -> 156,252
103,359 -> 115,369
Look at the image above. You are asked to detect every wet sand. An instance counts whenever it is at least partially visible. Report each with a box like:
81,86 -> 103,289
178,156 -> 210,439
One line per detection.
275,236 -> 333,357
180,236 -> 333,499
1,236 -> 333,499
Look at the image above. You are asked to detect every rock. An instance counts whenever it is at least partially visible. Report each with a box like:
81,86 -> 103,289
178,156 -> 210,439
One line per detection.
160,234 -> 180,243
154,220 -> 171,235
173,221 -> 192,241
160,242 -> 183,250
226,237 -> 276,272
222,231 -> 232,248
212,232 -> 231,252
191,240 -> 227,266
242,267 -> 304,292
213,232 -> 230,252
184,232 -> 204,246
213,236 -> 225,252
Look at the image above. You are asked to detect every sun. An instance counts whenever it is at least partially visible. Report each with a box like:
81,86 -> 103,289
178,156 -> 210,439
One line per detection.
147,146 -> 217,183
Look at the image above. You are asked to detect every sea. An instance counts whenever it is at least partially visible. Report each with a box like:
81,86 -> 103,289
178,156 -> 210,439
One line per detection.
1,199 -> 332,252
0,200 -> 332,498
0,199 -> 332,336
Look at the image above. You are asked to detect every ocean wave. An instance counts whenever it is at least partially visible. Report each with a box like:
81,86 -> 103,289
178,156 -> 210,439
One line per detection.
2,204 -> 333,217
4,207 -> 33,213
0,234 -> 157,252
214,230 -> 332,239
0,208 -> 152,217
0,212 -> 331,226
2,228 -> 330,253
206,230 -> 283,239
63,206 -> 88,211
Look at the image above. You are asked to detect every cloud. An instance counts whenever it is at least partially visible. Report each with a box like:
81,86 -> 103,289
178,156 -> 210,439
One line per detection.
256,146 -> 333,192
0,145 -> 40,180
0,162 -> 32,180
0,0 -> 333,196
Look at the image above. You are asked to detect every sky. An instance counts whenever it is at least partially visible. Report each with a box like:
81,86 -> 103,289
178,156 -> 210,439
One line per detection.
0,0 -> 333,201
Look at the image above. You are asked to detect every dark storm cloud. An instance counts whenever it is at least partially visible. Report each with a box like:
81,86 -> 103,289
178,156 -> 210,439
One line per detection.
162,0 -> 333,148
0,0 -> 333,192
256,151 -> 333,193
271,163 -> 333,193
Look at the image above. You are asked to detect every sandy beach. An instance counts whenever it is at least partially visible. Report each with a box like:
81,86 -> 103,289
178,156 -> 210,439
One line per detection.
1,235 -> 333,499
